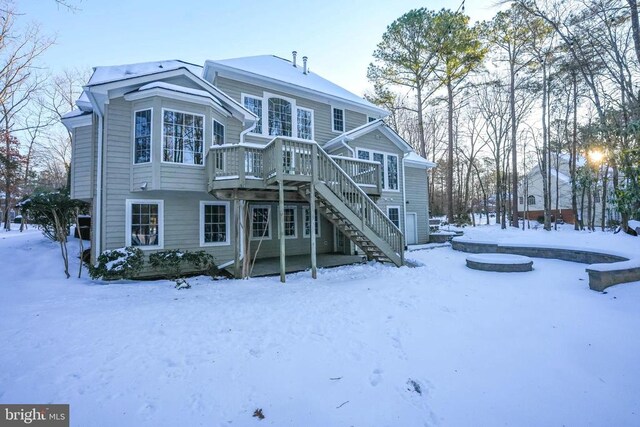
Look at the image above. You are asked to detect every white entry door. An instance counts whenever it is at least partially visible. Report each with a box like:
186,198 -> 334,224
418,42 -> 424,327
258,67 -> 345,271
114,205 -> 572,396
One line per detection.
405,213 -> 417,245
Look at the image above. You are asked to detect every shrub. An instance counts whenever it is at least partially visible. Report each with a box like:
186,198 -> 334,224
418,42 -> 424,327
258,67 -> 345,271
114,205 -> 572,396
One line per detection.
148,249 -> 215,288
89,247 -> 144,280
537,215 -> 545,224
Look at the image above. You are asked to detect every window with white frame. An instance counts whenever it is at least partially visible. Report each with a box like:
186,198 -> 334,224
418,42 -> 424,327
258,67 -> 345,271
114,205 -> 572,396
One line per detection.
332,107 -> 345,132
284,206 -> 297,238
200,201 -> 230,246
368,116 -> 377,123
527,195 -> 536,205
134,109 -> 152,164
357,149 -> 399,191
268,97 -> 292,137
297,108 -> 313,140
162,110 -> 204,165
213,120 -> 225,146
303,206 -> 320,237
387,206 -> 400,228
126,200 -> 163,248
251,206 -> 271,239
243,95 -> 263,134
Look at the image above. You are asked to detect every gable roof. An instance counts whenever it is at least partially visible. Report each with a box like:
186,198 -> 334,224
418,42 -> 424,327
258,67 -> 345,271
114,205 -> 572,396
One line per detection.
76,61 -> 256,123
324,119 -> 412,153
204,55 -> 388,117
87,60 -> 203,86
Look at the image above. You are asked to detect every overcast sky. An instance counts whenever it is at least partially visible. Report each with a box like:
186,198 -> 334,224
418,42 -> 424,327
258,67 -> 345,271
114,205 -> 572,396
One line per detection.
20,0 -> 501,97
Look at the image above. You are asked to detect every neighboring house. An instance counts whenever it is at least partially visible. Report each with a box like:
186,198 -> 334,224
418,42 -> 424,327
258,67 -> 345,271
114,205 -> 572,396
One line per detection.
62,54 -> 435,279
518,155 -> 618,226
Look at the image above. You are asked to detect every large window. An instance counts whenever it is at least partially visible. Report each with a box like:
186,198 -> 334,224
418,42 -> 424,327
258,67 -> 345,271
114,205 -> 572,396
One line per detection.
357,149 -> 399,191
251,206 -> 271,240
126,200 -> 163,249
332,107 -> 345,132
134,109 -> 152,164
303,207 -> 320,238
200,201 -> 230,246
243,95 -> 262,134
527,195 -> 536,205
242,92 -> 314,140
268,97 -> 292,137
387,206 -> 400,228
284,206 -> 297,238
162,110 -> 204,165
297,108 -> 313,140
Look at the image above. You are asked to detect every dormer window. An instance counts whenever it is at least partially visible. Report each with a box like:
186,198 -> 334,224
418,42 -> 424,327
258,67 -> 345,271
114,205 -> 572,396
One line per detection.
332,107 -> 345,132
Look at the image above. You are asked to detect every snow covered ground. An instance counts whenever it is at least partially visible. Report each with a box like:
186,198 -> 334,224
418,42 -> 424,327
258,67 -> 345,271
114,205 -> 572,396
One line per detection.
1,225 -> 639,426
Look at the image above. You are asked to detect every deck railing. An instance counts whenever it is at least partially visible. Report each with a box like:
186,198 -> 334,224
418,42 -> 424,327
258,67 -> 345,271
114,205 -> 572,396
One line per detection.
316,147 -> 404,258
207,138 -> 403,261
207,140 -> 382,189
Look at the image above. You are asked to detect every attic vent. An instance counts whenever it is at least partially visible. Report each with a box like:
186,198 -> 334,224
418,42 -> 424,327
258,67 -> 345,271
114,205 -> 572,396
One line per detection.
292,51 -> 297,67
303,56 -> 308,75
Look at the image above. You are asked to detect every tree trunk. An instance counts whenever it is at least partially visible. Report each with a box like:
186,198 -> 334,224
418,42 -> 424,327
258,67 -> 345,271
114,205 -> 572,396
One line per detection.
446,80 -> 455,224
571,72 -> 579,231
541,60 -> 551,231
510,61 -> 519,228
628,0 -> 640,66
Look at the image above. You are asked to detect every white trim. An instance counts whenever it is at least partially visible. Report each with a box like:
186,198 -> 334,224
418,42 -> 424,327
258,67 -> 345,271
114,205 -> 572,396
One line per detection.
386,205 -> 401,229
124,87 -> 230,118
132,108 -> 153,165
61,113 -> 92,130
250,205 -> 272,240
125,199 -> 164,250
303,206 -> 321,238
356,148 -> 400,192
284,205 -> 298,239
331,106 -> 345,133
160,108 -> 206,167
199,201 -> 231,247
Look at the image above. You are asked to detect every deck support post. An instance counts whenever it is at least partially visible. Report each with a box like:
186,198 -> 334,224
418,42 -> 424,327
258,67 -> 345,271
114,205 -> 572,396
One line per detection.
278,179 -> 286,283
310,144 -> 318,279
233,194 -> 241,278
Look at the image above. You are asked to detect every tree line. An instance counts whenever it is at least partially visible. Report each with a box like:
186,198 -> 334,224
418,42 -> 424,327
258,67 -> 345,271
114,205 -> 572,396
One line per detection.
367,0 -> 640,232
0,1 -> 87,231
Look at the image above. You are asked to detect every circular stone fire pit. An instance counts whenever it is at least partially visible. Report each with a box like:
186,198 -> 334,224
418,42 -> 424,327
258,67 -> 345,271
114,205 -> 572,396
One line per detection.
465,253 -> 533,272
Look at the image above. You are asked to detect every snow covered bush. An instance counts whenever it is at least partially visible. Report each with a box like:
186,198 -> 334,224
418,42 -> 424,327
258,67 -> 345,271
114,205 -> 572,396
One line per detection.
148,249 -> 215,288
89,247 -> 144,280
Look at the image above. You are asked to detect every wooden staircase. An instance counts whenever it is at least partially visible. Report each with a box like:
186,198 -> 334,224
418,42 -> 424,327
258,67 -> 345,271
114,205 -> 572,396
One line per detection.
297,144 -> 404,266
207,138 -> 405,267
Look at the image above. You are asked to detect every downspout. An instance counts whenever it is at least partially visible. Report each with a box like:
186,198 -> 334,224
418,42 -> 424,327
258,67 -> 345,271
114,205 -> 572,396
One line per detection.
402,152 -> 409,244
86,89 -> 104,262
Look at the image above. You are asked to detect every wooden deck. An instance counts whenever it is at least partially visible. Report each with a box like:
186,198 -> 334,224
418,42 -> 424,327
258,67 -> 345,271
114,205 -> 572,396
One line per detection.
226,253 -> 366,278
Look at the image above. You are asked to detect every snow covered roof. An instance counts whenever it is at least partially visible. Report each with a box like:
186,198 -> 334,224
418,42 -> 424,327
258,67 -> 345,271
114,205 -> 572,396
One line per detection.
324,119 -> 413,154
405,152 -> 436,169
87,60 -> 203,86
204,55 -> 388,116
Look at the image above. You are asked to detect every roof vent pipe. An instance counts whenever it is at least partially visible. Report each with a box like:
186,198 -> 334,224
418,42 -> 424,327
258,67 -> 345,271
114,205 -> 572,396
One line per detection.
292,51 -> 297,67
303,56 -> 308,74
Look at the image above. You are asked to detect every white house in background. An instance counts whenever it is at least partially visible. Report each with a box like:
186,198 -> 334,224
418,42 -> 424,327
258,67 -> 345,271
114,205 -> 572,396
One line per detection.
518,155 -> 618,226
62,53 -> 435,279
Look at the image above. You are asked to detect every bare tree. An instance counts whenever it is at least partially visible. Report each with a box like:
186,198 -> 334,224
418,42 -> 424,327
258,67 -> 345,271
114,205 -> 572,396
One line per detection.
0,2 -> 54,230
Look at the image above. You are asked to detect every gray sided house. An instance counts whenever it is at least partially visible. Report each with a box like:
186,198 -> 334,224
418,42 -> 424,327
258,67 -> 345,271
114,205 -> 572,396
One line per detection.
62,54 -> 435,279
